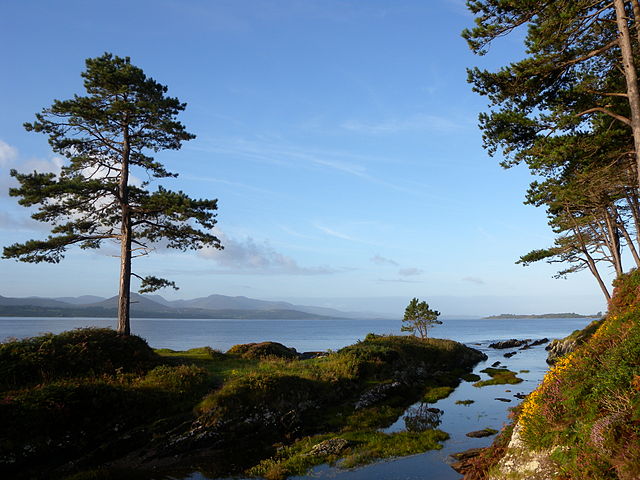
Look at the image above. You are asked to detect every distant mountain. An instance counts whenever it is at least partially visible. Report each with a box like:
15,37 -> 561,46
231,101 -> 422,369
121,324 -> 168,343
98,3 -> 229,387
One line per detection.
0,295 -> 73,309
52,295 -> 106,305
0,292 -> 363,320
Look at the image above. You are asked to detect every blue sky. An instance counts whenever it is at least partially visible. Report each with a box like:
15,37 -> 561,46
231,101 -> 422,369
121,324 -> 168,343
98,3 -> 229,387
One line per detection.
0,0 -> 610,315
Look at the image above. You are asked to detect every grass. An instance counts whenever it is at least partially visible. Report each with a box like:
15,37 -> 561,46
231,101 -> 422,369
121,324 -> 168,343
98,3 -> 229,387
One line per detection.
455,399 -> 475,405
246,429 -> 450,480
473,368 -> 523,387
422,385 -> 454,403
0,330 -> 486,480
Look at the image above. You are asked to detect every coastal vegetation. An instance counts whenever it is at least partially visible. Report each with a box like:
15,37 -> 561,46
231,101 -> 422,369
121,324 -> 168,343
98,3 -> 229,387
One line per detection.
465,270 -> 640,479
0,330 -> 486,479
400,297 -> 441,339
472,368 -> 523,388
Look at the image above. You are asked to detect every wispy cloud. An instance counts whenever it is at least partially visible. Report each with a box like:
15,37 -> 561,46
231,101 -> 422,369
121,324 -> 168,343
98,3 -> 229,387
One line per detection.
315,225 -> 356,241
181,174 -> 281,197
342,114 -> 462,135
398,267 -> 424,276
462,276 -> 485,285
191,136 -> 417,194
370,254 -> 398,266
198,232 -> 337,275
377,278 -> 423,284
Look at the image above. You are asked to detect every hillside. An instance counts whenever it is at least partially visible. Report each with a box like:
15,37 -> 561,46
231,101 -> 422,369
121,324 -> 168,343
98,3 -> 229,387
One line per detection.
0,293 -> 363,320
468,271 -> 640,479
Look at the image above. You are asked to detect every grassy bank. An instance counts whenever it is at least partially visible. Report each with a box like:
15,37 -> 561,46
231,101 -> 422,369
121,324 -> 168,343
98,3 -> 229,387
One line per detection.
0,330 -> 486,479
467,270 -> 640,479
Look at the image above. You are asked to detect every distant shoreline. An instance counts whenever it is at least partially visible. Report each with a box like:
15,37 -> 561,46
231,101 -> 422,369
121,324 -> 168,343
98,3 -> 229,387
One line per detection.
483,313 -> 602,319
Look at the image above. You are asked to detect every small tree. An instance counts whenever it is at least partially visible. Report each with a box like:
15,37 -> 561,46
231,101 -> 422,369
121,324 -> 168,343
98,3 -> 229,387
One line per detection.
401,298 -> 441,339
2,53 -> 222,335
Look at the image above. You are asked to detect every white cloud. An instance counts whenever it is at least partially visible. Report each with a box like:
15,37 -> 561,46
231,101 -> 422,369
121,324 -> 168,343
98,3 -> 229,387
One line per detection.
398,267 -> 424,276
198,233 -> 337,275
370,254 -> 398,266
0,140 -> 17,167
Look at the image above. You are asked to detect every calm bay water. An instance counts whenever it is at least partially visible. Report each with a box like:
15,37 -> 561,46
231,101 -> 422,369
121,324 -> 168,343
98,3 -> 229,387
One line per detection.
0,316 -> 591,352
0,316 -> 593,479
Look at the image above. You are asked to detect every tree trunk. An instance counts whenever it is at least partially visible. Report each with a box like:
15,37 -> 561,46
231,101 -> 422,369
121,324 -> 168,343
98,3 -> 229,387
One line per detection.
584,251 -> 612,301
614,0 -> 640,188
614,207 -> 640,266
602,210 -> 623,276
117,123 -> 132,335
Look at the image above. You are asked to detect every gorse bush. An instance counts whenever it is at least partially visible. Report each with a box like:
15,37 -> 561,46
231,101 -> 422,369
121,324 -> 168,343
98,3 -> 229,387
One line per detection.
516,269 -> 640,479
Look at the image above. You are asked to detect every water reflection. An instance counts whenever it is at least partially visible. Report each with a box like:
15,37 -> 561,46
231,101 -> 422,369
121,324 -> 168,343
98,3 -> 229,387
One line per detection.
403,403 -> 443,432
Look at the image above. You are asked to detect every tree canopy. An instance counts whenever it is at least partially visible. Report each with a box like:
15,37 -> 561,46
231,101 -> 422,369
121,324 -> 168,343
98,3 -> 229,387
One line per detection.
401,298 -> 442,339
3,53 -> 222,335
465,0 -> 640,297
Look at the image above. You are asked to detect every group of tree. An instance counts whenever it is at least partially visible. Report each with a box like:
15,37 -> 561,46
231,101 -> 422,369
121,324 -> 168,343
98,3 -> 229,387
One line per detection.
464,0 -> 640,300
2,53 -> 222,335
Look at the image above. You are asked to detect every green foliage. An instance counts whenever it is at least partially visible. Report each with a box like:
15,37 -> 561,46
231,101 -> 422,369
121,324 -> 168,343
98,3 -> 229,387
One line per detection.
473,368 -> 523,387
247,429 -> 450,480
422,386 -> 454,403
514,270 -> 640,477
0,328 -> 157,390
226,342 -> 299,360
401,297 -> 442,339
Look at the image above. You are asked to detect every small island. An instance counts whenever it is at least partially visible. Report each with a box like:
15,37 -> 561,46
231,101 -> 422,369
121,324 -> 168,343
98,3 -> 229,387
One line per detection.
484,312 -> 602,320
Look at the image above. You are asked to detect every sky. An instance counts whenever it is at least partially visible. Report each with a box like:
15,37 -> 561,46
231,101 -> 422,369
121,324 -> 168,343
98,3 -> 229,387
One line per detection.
0,0 -> 612,316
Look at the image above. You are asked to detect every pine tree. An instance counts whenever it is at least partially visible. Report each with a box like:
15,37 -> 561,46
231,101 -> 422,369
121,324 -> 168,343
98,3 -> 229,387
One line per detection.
3,53 -> 222,335
401,298 -> 442,339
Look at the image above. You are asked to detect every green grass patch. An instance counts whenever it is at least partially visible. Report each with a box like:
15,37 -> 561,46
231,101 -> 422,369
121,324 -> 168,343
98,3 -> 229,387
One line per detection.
473,368 -> 523,387
247,429 -> 449,479
519,369 -> 530,373
422,385 -> 454,403
455,399 -> 475,405
461,373 -> 481,382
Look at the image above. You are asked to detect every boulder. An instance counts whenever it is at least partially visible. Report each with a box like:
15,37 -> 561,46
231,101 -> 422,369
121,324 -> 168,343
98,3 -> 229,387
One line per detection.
307,438 -> 350,457
466,428 -> 498,438
489,339 -> 530,349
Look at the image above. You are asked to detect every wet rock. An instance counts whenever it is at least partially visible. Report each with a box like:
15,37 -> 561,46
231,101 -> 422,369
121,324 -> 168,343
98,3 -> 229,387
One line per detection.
466,428 -> 498,438
489,339 -> 530,349
514,393 -> 527,399
492,361 -> 502,367
529,338 -> 549,347
450,447 -> 486,474
495,397 -> 512,402
307,438 -> 350,457
504,351 -> 517,358
354,381 -> 402,409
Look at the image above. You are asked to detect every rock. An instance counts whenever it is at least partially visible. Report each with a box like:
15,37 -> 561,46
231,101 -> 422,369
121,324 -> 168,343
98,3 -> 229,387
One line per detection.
492,361 -> 502,367
354,381 -> 402,409
466,428 -> 498,438
450,447 -> 486,474
426,407 -> 442,414
307,438 -> 350,457
514,393 -> 527,399
299,351 -> 328,360
495,398 -> 512,402
504,351 -> 517,358
489,339 -> 530,349
529,338 -> 549,347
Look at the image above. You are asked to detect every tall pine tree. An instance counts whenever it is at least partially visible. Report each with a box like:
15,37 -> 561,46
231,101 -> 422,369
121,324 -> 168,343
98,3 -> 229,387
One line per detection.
3,53 -> 222,335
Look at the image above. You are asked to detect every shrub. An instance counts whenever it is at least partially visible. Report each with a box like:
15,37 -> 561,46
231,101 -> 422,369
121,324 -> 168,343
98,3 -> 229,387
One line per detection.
0,328 -> 158,390
227,342 -> 298,360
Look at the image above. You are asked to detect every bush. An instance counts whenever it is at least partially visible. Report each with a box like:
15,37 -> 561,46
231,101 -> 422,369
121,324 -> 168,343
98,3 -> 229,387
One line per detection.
227,342 -> 298,360
0,328 -> 158,390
